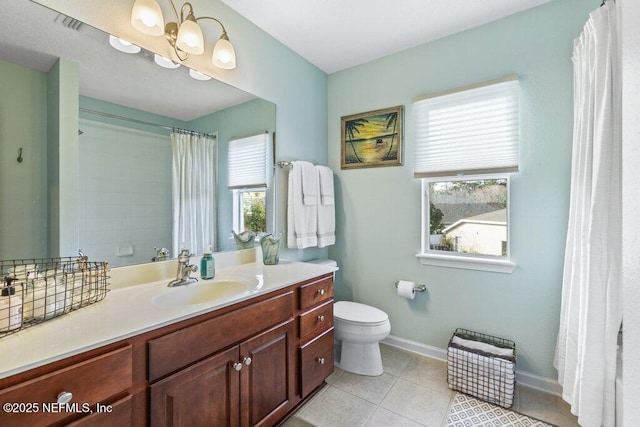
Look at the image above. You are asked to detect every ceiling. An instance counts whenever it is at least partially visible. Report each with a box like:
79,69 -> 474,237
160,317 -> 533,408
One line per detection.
219,0 -> 552,74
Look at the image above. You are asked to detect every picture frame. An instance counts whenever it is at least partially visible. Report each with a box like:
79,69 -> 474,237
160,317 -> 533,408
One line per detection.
341,105 -> 403,169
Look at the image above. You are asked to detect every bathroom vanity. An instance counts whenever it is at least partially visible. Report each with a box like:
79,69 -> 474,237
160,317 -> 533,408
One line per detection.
0,260 -> 335,426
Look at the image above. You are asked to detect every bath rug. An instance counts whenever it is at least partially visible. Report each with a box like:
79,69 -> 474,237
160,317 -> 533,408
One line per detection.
445,393 -> 557,427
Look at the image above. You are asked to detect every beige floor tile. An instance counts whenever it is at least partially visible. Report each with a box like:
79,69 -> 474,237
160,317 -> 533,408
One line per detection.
400,354 -> 453,397
326,366 -> 345,384
332,371 -> 398,404
280,415 -> 316,427
380,378 -> 452,426
517,385 -> 579,427
297,385 -> 377,427
380,343 -> 413,377
365,407 -> 424,427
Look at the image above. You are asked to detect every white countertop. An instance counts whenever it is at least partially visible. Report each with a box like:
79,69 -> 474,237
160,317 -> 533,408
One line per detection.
0,260 -> 336,380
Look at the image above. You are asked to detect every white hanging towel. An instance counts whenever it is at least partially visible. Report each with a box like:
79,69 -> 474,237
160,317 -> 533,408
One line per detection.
316,165 -> 335,247
301,161 -> 318,206
287,161 -> 318,248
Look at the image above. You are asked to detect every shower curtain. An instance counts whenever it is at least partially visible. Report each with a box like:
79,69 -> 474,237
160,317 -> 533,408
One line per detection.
554,2 -> 621,427
171,131 -> 217,257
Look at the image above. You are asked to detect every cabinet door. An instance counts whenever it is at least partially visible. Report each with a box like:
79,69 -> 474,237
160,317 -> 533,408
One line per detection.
240,320 -> 296,427
150,346 -> 241,427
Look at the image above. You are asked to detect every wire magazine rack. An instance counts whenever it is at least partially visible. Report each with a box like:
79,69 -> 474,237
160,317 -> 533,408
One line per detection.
447,328 -> 517,408
0,257 -> 110,337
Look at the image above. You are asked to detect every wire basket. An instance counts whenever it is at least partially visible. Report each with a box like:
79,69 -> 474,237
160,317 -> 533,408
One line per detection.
0,257 -> 109,337
447,328 -> 516,408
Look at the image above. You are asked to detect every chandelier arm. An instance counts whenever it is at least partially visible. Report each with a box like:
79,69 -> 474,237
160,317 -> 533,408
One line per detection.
166,0 -> 181,24
173,43 -> 189,61
195,16 -> 228,35
180,2 -> 195,23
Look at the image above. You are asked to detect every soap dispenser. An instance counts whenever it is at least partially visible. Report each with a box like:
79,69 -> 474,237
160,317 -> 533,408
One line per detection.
201,245 -> 215,280
0,276 -> 22,332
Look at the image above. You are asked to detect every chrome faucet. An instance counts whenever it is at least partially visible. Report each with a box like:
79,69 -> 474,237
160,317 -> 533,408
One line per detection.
152,246 -> 170,262
168,249 -> 198,287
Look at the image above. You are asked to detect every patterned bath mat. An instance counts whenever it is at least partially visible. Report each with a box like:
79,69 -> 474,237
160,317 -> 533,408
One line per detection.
445,393 -> 557,427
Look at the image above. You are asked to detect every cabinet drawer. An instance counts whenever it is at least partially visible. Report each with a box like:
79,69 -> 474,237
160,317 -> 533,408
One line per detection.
299,300 -> 333,340
299,276 -> 333,310
0,345 -> 133,427
66,395 -> 133,427
299,328 -> 334,397
149,291 -> 294,382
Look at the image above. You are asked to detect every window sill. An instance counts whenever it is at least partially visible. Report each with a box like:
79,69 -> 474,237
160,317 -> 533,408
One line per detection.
415,253 -> 516,273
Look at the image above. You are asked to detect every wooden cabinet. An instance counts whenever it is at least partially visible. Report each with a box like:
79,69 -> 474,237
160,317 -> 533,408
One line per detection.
150,346 -> 241,427
240,321 -> 296,426
0,272 -> 335,427
150,320 -> 296,427
0,345 -> 133,427
297,275 -> 335,399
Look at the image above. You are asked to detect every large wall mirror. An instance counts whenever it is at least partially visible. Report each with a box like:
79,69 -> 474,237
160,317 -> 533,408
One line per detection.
0,0 -> 276,267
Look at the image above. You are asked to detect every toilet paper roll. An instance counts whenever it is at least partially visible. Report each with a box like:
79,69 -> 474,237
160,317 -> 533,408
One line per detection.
397,280 -> 416,300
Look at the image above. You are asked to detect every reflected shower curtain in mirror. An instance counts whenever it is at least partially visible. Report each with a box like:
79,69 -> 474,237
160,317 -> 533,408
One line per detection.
554,2 -> 621,427
171,132 -> 217,257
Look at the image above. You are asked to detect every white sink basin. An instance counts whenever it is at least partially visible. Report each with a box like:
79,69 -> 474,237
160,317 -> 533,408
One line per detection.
153,275 -> 260,307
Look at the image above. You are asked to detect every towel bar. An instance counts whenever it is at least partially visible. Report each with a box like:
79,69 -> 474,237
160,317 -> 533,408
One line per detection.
394,281 -> 427,292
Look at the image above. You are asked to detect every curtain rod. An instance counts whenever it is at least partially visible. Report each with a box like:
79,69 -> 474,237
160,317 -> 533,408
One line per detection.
79,108 -> 216,139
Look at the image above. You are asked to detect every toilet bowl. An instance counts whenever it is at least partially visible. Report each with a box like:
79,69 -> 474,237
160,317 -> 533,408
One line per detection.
333,301 -> 391,376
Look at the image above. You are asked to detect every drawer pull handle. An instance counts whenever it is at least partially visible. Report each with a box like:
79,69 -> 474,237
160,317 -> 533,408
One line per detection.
57,391 -> 73,404
317,289 -> 325,296
233,362 -> 243,372
243,356 -> 252,366
318,315 -> 325,322
317,357 -> 325,365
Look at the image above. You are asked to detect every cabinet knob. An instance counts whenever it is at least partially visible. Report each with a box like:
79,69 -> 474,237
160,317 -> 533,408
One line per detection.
317,289 -> 325,296
316,357 -> 325,365
233,362 -> 243,371
317,315 -> 325,322
243,356 -> 252,366
57,391 -> 73,404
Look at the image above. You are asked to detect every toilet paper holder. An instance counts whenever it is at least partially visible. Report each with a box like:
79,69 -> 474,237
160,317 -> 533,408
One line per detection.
394,281 -> 427,292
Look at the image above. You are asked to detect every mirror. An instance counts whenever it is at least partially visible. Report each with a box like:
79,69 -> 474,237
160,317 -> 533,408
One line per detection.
0,0 -> 276,267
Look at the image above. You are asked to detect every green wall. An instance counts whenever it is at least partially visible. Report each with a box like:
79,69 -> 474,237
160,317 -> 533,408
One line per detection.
0,59 -> 48,259
327,0 -> 598,379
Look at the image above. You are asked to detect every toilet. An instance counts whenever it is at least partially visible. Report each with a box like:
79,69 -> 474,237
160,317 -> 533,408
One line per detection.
333,301 -> 391,376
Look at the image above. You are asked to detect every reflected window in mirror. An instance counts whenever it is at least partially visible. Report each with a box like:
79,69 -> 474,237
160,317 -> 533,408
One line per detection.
228,132 -> 269,234
233,190 -> 266,233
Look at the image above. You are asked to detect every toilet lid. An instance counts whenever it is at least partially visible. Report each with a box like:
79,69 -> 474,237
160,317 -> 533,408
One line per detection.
334,301 -> 388,324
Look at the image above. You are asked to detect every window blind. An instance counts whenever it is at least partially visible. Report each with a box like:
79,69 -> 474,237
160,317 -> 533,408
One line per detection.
228,132 -> 268,189
413,77 -> 519,178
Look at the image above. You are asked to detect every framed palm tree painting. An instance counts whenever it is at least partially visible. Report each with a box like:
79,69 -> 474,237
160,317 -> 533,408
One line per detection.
341,105 -> 403,169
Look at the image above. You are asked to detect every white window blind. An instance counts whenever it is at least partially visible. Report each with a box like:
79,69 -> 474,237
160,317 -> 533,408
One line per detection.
413,76 -> 519,178
228,132 -> 268,189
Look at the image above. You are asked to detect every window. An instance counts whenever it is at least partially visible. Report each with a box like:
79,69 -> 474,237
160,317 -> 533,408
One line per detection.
233,190 -> 267,233
414,76 -> 518,273
228,132 -> 269,234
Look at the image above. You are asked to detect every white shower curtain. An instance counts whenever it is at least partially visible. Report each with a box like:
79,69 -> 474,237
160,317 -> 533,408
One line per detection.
171,132 -> 217,257
554,2 -> 621,427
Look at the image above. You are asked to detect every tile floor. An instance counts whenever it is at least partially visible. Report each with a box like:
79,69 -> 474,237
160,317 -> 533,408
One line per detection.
283,343 -> 579,427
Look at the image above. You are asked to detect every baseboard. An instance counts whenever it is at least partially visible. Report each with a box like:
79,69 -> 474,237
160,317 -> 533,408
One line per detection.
381,334 -> 563,396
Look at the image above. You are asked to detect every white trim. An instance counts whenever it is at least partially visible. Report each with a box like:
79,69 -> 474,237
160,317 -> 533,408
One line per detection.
381,334 -> 562,396
416,252 -> 516,273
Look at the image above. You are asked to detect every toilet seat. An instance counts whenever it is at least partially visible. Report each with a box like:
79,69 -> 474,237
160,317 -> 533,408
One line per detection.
334,301 -> 389,326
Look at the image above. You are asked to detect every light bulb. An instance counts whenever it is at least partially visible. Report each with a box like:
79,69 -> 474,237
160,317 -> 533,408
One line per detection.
189,69 -> 211,81
154,54 -> 180,69
131,0 -> 164,36
109,35 -> 141,54
176,17 -> 204,54
212,36 -> 236,69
